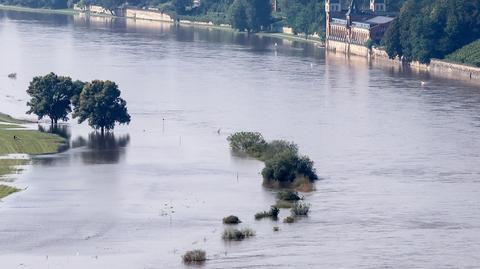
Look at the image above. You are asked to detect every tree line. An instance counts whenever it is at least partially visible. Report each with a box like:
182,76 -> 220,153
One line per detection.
26,73 -> 130,133
382,0 -> 480,63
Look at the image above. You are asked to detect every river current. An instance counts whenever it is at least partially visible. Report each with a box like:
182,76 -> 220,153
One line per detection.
1,10 -> 480,269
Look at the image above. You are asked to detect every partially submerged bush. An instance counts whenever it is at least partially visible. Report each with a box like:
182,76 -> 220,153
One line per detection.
182,249 -> 206,263
222,228 -> 256,241
255,206 -> 280,220
291,202 -> 310,216
273,226 -> 280,232
283,216 -> 295,223
262,151 -> 318,185
228,132 -> 318,190
276,190 -> 301,201
227,132 -> 266,158
223,215 -> 241,224
261,140 -> 298,161
274,200 -> 294,209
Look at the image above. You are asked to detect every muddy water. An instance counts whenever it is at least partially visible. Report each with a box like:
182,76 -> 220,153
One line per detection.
1,10 -> 480,269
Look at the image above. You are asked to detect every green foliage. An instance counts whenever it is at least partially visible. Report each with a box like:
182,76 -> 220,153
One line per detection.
223,215 -> 241,224
172,0 -> 192,14
229,0 -> 248,31
73,80 -> 131,133
291,201 -> 310,216
261,139 -> 298,161
276,189 -> 301,201
229,0 -> 272,32
282,0 -> 325,37
227,131 -> 267,158
445,39 -> 480,67
182,249 -> 206,263
222,227 -> 255,240
262,150 -> 317,183
382,0 -> 480,63
228,132 -> 318,187
255,206 -> 280,220
26,72 -> 81,125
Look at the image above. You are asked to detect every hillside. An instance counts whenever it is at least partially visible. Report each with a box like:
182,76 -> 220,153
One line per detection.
444,40 -> 480,67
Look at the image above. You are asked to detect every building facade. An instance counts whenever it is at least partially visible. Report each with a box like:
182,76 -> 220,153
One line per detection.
325,0 -> 395,56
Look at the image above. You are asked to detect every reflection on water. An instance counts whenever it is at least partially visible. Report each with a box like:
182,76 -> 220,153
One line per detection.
72,132 -> 130,164
32,131 -> 130,166
38,124 -> 71,139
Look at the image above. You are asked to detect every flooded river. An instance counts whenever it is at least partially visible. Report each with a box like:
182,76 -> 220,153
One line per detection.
1,10 -> 480,269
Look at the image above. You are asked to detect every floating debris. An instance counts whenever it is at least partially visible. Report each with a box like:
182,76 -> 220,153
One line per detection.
7,73 -> 17,79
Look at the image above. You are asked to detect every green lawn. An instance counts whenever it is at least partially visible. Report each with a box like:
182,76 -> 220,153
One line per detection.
0,112 -> 66,199
0,185 -> 21,199
0,123 -> 65,155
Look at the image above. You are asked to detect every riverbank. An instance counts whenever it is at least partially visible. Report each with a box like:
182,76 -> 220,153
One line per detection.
0,112 -> 66,199
0,4 -> 324,47
0,4 -> 78,15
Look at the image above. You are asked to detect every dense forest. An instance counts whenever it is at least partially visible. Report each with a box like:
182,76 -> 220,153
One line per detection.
382,0 -> 480,63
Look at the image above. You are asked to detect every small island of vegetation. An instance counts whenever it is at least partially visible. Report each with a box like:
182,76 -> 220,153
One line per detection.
228,131 -> 318,191
0,72 -> 131,200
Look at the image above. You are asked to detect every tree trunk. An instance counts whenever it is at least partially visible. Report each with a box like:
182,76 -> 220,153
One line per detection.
51,118 -> 54,126
101,126 -> 105,135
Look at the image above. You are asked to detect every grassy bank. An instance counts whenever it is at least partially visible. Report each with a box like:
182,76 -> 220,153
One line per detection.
0,4 -> 77,15
0,112 -> 66,199
0,123 -> 65,155
0,185 -> 20,199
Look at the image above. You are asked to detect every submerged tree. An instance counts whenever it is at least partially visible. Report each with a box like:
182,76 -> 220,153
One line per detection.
73,80 -> 130,134
26,72 -> 81,125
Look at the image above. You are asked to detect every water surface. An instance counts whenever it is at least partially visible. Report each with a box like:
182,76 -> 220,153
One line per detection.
1,10 -> 480,269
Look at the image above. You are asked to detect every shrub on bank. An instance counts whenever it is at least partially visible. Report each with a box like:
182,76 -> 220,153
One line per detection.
182,249 -> 206,263
222,228 -> 256,241
223,215 -> 241,224
255,206 -> 280,220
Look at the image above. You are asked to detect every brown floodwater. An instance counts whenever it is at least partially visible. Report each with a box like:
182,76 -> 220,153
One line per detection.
1,9 -> 480,269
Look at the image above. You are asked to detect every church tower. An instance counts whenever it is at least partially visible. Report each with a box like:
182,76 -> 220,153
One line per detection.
370,0 -> 386,12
